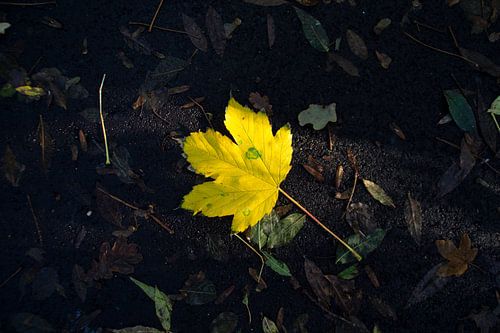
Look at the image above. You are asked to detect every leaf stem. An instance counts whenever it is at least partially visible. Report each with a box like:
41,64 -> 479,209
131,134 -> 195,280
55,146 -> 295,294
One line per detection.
233,234 -> 264,282
491,113 -> 500,133
98,74 -> 110,165
279,188 -> 362,261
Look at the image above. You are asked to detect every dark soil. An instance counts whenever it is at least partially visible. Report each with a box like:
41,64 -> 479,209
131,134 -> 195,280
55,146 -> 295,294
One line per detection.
1,1 -> 499,332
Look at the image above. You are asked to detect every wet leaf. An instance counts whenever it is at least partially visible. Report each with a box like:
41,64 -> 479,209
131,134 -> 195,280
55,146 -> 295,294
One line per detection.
362,179 -> 395,208
181,271 -> 217,305
335,164 -> 344,189
276,307 -> 286,333
327,53 -> 360,76
406,263 -> 451,308
130,277 -> 172,332
375,50 -> 392,69
37,116 -> 54,172
249,92 -> 273,115
88,237 -> 143,280
267,14 -> 276,49
459,47 -> 500,77
142,56 -> 188,92
15,85 -> 45,97
373,18 -> 391,35
324,274 -> 362,315
346,29 -> 368,60
338,264 -> 359,280
2,145 -> 25,187
11,313 -> 55,332
404,192 -> 422,245
210,312 -> 238,333
206,233 -> 229,262
443,89 -> 477,133
32,267 -> 61,300
182,14 -> 208,52
437,138 -> 476,197
304,258 -> 331,308
206,7 -> 226,57
262,250 -> 292,276
112,327 -> 163,333
243,0 -> 288,5
249,211 -> 305,249
294,7 -> 330,52
336,228 -> 386,264
435,233 -> 478,277
262,317 -> 279,333
298,102 -> 337,130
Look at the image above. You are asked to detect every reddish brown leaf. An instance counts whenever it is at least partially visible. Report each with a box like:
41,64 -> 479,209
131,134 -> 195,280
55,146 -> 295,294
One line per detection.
249,92 -> 273,115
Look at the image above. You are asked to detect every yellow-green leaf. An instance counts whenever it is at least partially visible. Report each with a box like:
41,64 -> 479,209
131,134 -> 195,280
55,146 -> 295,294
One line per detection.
15,85 -> 46,97
182,98 -> 293,232
362,179 -> 395,208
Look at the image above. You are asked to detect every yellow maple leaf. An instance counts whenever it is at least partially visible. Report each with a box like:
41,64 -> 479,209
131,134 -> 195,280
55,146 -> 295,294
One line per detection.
435,233 -> 478,277
181,98 -> 293,232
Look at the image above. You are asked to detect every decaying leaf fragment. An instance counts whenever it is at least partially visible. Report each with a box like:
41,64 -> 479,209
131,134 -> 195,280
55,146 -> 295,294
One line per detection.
294,7 -> 330,52
327,53 -> 360,77
375,50 -> 392,69
182,14 -> 208,52
373,18 -> 391,35
435,233 -> 478,277
2,145 -> 25,186
181,98 -> 292,232
346,29 -> 368,60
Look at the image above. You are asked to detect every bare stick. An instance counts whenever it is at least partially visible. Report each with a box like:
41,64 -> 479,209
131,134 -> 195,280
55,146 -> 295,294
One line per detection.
0,1 -> 55,5
448,26 -> 460,49
0,267 -> 22,289
234,234 -> 264,283
403,31 -> 477,66
98,74 -> 110,165
129,21 -> 195,37
148,0 -> 165,32
188,96 -> 213,129
27,195 -> 43,246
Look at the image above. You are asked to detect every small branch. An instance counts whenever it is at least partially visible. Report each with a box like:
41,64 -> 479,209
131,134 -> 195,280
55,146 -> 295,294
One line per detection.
27,195 -> 43,246
0,267 -> 22,289
148,0 -> 165,32
0,1 -> 55,5
188,96 -> 213,129
234,234 -> 264,283
129,21 -> 194,37
98,74 -> 110,165
279,188 -> 362,261
403,31 -> 477,66
448,26 -> 460,50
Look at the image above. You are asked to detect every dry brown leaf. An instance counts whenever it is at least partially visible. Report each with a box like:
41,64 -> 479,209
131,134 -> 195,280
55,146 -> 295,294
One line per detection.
346,29 -> 368,60
267,14 -> 276,49
182,14 -> 208,52
304,258 -> 331,308
78,129 -> 88,152
2,145 -> 25,187
206,7 -> 226,57
404,192 -> 422,245
448,0 -> 460,6
324,274 -> 362,315
375,50 -> 392,69
249,92 -> 273,115
435,233 -> 478,277
327,53 -> 360,77
302,155 -> 324,182
335,164 -> 344,189
373,18 -> 391,35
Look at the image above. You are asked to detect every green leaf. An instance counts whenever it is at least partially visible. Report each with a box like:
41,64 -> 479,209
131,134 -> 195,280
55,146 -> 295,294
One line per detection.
262,316 -> 279,333
0,83 -> 16,98
130,277 -> 172,332
362,179 -> 395,208
249,211 -> 305,249
111,326 -> 164,333
338,264 -> 359,280
488,96 -> 500,115
184,278 -> 217,305
262,250 -> 292,276
210,312 -> 239,333
444,90 -> 477,133
336,229 -> 386,264
293,7 -> 330,52
298,103 -> 337,130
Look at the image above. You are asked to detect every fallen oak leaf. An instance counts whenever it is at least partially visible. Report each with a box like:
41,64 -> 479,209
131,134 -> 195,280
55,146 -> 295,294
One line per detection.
435,233 -> 478,277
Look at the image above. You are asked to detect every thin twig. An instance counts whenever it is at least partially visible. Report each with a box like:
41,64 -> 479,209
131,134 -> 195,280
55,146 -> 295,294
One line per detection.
27,195 -> 43,246
414,20 -> 446,33
0,267 -> 22,289
234,234 -> 264,283
435,137 -> 500,175
448,26 -> 460,49
151,107 -> 170,124
98,74 -> 110,165
403,31 -> 477,66
27,56 -> 42,75
0,1 -> 55,5
96,187 -> 174,234
188,96 -> 213,129
327,124 -> 334,151
148,0 -> 165,32
129,21 -> 195,37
